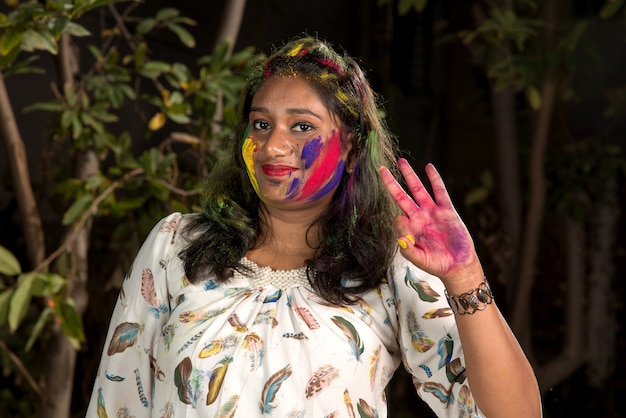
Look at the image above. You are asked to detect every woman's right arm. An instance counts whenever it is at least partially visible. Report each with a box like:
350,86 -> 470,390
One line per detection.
85,213 -> 182,417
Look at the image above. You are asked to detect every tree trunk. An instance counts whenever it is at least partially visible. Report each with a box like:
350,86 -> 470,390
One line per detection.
490,86 -> 522,300
214,0 -> 247,57
511,0 -> 558,350
208,0 -> 247,154
536,216 -> 586,392
0,73 -> 45,268
586,175 -> 618,387
39,34 -> 94,418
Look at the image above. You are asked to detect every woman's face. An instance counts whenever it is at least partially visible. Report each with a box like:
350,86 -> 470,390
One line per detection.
242,76 -> 351,210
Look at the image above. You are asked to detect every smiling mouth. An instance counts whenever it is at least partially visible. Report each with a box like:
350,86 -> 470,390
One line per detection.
261,164 -> 298,177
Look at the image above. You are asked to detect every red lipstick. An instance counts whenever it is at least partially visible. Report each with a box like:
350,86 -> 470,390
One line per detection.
261,164 -> 297,177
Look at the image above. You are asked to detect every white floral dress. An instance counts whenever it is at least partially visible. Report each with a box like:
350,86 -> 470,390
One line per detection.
86,212 -> 483,417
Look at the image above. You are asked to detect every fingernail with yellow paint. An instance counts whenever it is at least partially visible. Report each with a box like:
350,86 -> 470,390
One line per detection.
397,238 -> 408,249
406,235 -> 415,245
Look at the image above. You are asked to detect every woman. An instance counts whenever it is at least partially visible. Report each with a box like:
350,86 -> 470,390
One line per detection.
86,35 -> 541,417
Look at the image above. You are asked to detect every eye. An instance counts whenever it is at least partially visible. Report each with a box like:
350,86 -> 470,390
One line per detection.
293,122 -> 314,132
252,119 -> 270,130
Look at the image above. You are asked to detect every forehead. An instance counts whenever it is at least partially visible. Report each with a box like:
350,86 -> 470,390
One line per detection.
251,76 -> 327,109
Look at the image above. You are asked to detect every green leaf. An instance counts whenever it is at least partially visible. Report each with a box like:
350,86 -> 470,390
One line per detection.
31,273 -> 66,297
0,289 -> 14,327
136,18 -> 156,36
525,85 -> 542,110
25,307 -> 53,352
8,272 -> 36,332
0,245 -> 21,276
168,23 -> 195,48
21,29 -> 58,54
156,8 -> 180,21
62,22 -> 91,37
210,40 -> 229,72
464,188 -> 490,206
600,0 -> 624,19
140,60 -> 171,78
62,194 -> 93,225
0,28 -> 23,57
59,298 -> 85,344
23,100 -> 64,113
149,180 -> 170,200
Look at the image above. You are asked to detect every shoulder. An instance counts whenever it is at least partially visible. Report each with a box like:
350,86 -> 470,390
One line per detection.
138,212 -> 200,257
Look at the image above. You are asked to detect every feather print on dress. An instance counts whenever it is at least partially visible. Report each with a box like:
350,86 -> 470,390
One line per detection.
422,307 -> 452,319
422,381 -> 452,405
343,389 -> 356,418
227,313 -> 248,332
161,323 -> 176,351
141,268 -> 168,318
445,357 -> 467,384
178,307 -> 228,324
263,289 -> 282,303
406,310 -> 434,353
242,332 -> 264,370
207,356 -> 234,405
216,394 -> 239,418
259,364 -> 293,414
304,365 -> 339,398
105,371 -> 124,382
404,267 -> 440,302
107,322 -> 143,355
133,368 -> 149,407
331,316 -> 364,361
96,387 -> 108,418
437,332 -> 454,369
159,401 -> 174,418
357,398 -> 379,418
174,357 -> 196,405
158,217 -> 180,233
254,309 -> 278,328
456,384 -> 478,417
199,335 -> 241,358
294,306 -> 320,329
369,345 -> 381,391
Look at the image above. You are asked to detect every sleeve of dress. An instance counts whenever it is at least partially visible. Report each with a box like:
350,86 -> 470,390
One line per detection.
388,251 -> 485,418
85,212 -> 183,418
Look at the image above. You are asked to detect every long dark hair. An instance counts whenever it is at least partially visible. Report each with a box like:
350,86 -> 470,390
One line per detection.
179,35 -> 401,304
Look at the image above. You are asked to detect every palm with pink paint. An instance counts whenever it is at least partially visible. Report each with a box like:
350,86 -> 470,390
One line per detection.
379,158 -> 480,283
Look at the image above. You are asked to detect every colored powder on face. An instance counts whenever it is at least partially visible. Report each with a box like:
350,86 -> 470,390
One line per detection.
301,136 -> 323,169
287,177 -> 300,196
309,160 -> 346,201
242,136 -> 261,196
296,131 -> 343,202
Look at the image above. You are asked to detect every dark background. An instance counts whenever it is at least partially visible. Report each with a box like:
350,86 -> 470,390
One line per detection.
1,0 -> 625,417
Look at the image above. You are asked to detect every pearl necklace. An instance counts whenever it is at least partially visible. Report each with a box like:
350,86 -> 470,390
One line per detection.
236,257 -> 312,289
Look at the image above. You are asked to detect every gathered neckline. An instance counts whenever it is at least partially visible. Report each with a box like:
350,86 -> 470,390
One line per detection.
235,257 -> 312,289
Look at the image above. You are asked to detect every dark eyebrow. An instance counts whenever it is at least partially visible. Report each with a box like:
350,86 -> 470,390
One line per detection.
250,107 -> 322,120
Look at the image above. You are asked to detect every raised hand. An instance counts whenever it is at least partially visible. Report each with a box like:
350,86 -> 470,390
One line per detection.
379,159 -> 481,285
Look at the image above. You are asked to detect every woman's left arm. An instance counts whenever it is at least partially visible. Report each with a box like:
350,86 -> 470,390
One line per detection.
380,159 -> 542,418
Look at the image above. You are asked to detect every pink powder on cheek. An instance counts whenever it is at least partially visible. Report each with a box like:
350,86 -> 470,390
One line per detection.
295,131 -> 343,202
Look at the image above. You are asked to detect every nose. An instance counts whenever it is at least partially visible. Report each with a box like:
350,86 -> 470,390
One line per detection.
262,128 -> 292,157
